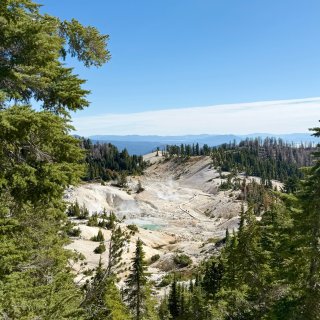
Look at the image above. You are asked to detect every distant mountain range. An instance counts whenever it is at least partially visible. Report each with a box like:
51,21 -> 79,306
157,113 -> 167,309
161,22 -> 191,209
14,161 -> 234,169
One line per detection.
89,133 -> 318,155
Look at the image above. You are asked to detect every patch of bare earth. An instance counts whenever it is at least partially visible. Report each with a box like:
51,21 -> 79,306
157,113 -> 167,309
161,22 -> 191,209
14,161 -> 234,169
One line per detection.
65,152 -> 243,292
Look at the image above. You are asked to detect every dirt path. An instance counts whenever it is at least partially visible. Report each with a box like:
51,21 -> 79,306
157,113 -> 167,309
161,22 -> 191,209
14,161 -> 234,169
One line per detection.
179,192 -> 214,222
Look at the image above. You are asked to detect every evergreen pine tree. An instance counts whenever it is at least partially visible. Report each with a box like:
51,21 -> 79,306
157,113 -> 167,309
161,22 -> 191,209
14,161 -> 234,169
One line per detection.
125,239 -> 156,320
202,258 -> 223,298
290,126 -> 320,319
107,226 -> 128,276
158,295 -> 171,320
82,258 -> 130,320
168,275 -> 180,318
0,1 -> 109,317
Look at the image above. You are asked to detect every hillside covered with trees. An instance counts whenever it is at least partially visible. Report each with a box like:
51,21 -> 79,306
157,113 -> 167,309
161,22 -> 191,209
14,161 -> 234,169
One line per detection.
211,138 -> 314,182
81,139 -> 146,181
165,139 -> 314,187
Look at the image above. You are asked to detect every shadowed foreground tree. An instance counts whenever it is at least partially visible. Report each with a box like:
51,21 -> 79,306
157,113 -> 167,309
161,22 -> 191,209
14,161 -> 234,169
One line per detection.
82,224 -> 130,319
124,239 -> 158,320
0,0 -> 110,318
82,259 -> 130,320
291,124 -> 320,319
0,107 -> 85,318
0,0 -> 109,114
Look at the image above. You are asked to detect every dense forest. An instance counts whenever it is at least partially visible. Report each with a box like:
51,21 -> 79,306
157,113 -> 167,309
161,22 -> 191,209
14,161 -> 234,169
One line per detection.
211,138 -> 314,182
0,1 -> 319,319
81,139 -> 146,181
80,136 -> 312,186
165,143 -> 212,157
165,139 -> 314,188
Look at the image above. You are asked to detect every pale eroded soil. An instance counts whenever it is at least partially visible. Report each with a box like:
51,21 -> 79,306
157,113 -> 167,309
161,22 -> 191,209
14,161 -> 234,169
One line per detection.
66,153 -> 244,288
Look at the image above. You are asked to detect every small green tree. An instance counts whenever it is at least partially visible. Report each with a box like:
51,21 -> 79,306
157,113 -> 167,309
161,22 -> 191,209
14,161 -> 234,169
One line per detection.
82,259 -> 130,320
201,258 -> 223,298
118,172 -> 128,188
107,226 -> 128,276
168,275 -> 180,318
106,211 -> 117,230
158,295 -> 171,320
83,222 -> 129,318
91,229 -> 105,242
124,239 -> 157,320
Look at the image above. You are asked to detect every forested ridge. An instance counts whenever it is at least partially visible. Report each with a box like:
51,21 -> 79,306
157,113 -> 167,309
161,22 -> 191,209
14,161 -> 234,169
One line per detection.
165,139 -> 314,188
0,1 -> 320,319
80,136 -> 312,186
211,138 -> 314,183
81,139 -> 146,181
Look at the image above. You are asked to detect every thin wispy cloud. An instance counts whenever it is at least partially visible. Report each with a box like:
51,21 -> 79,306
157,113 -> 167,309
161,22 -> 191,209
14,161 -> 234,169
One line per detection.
73,98 -> 320,136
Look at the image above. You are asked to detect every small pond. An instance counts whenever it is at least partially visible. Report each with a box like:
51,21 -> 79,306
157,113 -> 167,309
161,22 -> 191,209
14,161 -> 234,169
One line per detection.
125,218 -> 165,231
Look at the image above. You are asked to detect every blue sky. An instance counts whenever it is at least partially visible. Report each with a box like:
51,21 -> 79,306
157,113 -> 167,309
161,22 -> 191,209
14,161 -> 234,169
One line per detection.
40,0 -> 320,134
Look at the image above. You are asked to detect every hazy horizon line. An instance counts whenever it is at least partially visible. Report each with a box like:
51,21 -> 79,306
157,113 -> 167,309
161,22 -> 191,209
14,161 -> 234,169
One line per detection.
87,132 -> 311,137
73,97 -> 320,136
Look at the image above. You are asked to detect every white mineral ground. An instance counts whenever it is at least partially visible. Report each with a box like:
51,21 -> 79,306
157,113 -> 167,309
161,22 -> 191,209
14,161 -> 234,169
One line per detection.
65,152 -> 282,294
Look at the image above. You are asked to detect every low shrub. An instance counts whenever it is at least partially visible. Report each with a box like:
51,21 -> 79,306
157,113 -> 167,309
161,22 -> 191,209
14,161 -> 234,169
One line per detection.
174,254 -> 192,268
94,243 -> 106,254
150,254 -> 160,264
67,227 -> 81,237
127,224 -> 139,234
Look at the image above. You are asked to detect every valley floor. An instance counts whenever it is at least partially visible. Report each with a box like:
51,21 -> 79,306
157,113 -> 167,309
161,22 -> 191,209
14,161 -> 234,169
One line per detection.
65,153 -> 243,291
